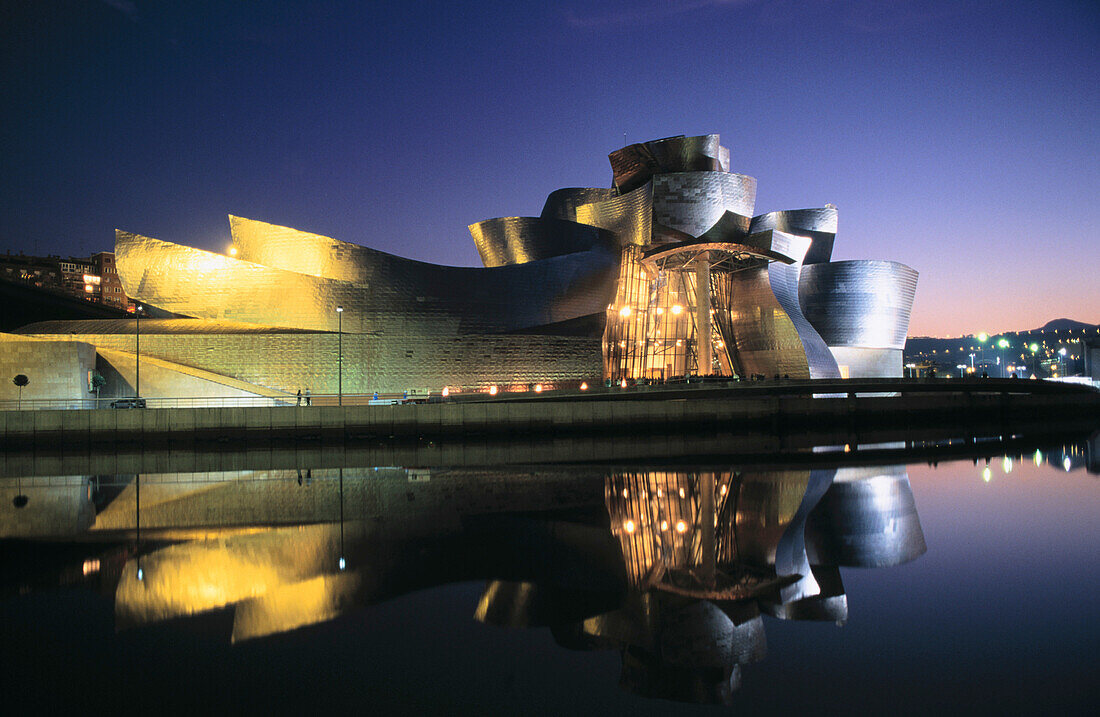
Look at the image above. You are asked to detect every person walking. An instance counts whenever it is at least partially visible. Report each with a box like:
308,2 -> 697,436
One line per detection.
305,388 -> 311,406
296,389 -> 302,406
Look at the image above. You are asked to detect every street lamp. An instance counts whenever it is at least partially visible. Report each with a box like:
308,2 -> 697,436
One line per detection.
1029,342 -> 1040,377
997,338 -> 1010,377
336,305 -> 344,406
1058,347 -> 1067,376
135,304 -> 143,399
977,332 -> 988,372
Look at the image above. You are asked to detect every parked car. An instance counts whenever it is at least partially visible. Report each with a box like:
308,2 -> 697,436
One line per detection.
110,397 -> 147,409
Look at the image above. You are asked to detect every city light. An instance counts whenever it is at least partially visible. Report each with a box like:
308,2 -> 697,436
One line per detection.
982,467 -> 992,482
671,304 -> 683,315
228,246 -> 238,257
619,306 -> 631,317
488,385 -> 497,395
441,386 -> 449,397
534,384 -> 542,392
675,520 -> 688,533
579,382 -> 587,391
624,520 -> 635,534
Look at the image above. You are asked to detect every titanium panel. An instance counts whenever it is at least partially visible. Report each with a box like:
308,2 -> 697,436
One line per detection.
572,182 -> 653,247
750,208 -> 838,265
118,229 -> 620,336
609,135 -> 727,193
711,231 -> 838,379
798,260 -> 919,349
828,347 -> 905,379
540,188 -> 619,221
20,327 -> 602,394
467,216 -> 616,268
652,172 -> 757,237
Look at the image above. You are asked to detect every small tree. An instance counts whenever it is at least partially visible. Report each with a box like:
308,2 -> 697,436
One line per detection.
12,374 -> 28,410
90,371 -> 107,403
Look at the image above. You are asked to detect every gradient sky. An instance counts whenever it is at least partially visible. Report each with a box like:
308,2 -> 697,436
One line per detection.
1,0 -> 1097,336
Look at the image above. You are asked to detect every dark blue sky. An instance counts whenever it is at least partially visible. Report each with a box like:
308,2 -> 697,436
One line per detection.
2,0 -> 1097,335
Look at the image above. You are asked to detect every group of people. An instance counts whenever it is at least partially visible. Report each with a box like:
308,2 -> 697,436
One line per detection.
296,389 -> 312,406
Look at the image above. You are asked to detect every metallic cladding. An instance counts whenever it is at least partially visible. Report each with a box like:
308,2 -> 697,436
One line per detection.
750,208 -> 839,265
572,182 -> 653,248
710,230 -> 839,379
118,229 -> 620,336
608,134 -> 728,193
467,216 -> 617,268
798,260 -> 919,349
652,172 -> 757,237
541,188 -> 619,221
20,327 -> 602,394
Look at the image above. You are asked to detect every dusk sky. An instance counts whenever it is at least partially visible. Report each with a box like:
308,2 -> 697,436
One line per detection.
2,0 -> 1096,337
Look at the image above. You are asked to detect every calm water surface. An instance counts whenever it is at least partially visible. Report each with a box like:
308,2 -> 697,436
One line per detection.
1,440 -> 1097,715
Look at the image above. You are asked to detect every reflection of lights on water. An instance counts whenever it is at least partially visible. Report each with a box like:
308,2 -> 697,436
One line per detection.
719,484 -> 727,496
982,467 -> 992,482
660,520 -> 669,531
1002,457 -> 1013,474
678,488 -> 685,499
338,557 -> 346,571
1063,456 -> 1072,472
82,559 -> 100,576
624,520 -> 635,534
1033,450 -> 1043,467
675,520 -> 688,534
622,488 -> 629,498
137,567 -> 144,581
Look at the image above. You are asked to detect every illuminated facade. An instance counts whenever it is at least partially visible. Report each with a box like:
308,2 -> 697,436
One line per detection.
8,133 -> 916,397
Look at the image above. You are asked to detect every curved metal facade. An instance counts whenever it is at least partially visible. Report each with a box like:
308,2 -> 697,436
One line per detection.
798,260 -> 919,350
750,208 -> 838,265
652,172 -> 757,237
44,130 -> 916,393
609,134 -> 727,193
467,216 -> 616,268
119,229 -> 619,336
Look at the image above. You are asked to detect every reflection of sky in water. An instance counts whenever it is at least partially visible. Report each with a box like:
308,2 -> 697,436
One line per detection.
1,454 -> 1097,713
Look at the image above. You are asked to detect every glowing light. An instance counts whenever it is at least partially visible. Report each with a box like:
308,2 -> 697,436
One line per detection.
620,378 -> 627,388
655,307 -> 664,315
1063,456 -> 1072,472
1002,456 -> 1013,474
675,520 -> 688,534
977,332 -> 988,342
579,382 -> 587,391
82,559 -> 100,576
619,306 -> 632,317
678,487 -> 685,499
534,384 -> 543,392
624,520 -> 636,534
338,557 -> 346,571
137,567 -> 144,581
719,484 -> 727,496
660,520 -> 669,531
671,304 -> 683,315
622,488 -> 629,498
982,467 -> 992,482
1033,450 -> 1043,466
228,246 -> 238,257
488,385 -> 498,395
84,284 -> 94,293
441,387 -> 450,397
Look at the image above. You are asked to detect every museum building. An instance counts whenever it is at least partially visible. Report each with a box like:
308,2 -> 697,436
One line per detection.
3,134 -> 917,403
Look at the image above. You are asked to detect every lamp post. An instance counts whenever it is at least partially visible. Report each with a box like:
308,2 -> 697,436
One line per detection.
997,338 -> 1010,377
135,304 -> 143,398
1058,347 -> 1067,376
977,332 -> 988,373
336,305 -> 343,406
1029,343 -> 1039,377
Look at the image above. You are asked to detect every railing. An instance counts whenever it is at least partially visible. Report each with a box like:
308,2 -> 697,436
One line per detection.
0,393 -> 423,411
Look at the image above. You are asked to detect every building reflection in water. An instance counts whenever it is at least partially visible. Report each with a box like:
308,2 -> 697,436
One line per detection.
478,466 -> 926,704
1,462 -> 927,704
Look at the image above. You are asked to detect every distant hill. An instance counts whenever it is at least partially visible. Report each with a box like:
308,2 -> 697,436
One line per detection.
1039,318 -> 1098,332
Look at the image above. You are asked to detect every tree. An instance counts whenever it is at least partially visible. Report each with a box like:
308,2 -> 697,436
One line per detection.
90,371 -> 106,403
12,374 -> 28,410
